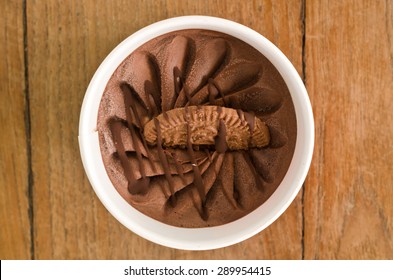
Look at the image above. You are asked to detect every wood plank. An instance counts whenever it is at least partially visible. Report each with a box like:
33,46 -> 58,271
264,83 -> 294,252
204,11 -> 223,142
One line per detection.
28,0 -> 303,259
0,0 -> 31,259
304,0 -> 393,259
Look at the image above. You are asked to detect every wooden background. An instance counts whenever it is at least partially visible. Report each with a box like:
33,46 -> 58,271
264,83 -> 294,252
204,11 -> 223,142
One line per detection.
1,0 -> 392,259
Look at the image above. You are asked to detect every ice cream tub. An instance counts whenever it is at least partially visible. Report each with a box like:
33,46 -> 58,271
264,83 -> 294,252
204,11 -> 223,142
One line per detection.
78,16 -> 314,250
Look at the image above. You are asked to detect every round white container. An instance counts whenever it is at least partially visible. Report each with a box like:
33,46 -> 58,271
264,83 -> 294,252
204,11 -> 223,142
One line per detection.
79,16 -> 314,250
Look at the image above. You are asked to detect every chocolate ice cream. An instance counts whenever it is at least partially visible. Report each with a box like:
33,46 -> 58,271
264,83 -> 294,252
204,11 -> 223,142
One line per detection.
97,29 -> 297,227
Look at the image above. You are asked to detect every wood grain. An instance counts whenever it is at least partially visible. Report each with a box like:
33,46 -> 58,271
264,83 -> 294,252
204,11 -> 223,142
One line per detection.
304,0 -> 393,259
27,0 -> 303,259
0,0 -> 31,259
4,0 -> 392,260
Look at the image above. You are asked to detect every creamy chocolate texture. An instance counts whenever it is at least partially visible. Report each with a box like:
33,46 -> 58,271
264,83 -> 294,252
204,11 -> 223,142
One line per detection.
97,29 -> 297,227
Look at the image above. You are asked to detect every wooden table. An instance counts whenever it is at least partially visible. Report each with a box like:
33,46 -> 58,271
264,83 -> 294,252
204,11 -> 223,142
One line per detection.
1,0 -> 392,260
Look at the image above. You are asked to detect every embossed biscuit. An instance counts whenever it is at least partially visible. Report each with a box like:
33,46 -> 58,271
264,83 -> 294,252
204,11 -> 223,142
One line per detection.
143,105 -> 270,150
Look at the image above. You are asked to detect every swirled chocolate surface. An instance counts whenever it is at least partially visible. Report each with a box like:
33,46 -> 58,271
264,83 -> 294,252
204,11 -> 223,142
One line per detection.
97,29 -> 297,227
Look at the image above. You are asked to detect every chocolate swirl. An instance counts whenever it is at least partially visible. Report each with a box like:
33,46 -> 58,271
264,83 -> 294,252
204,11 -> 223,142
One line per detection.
97,30 -> 297,227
